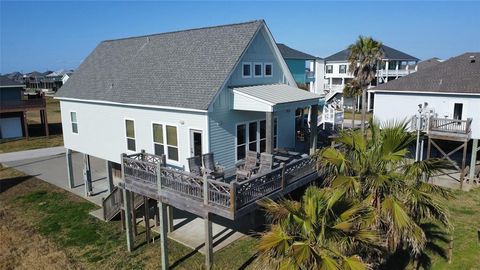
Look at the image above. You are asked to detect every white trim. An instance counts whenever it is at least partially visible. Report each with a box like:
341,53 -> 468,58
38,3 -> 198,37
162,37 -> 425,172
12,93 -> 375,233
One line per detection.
149,121 -> 181,165
325,64 -> 333,74
232,89 -> 275,106
188,128 -> 204,158
55,97 -> 208,113
242,62 -> 252,78
151,121 -> 166,156
264,62 -> 273,77
262,25 -> 296,86
370,89 -> 480,96
124,117 -> 136,153
205,114 -> 210,153
70,111 -> 78,134
253,62 -> 263,78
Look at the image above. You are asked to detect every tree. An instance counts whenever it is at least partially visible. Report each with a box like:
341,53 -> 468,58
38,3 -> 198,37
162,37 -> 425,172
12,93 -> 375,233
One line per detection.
347,36 -> 383,134
256,186 -> 379,270
318,120 -> 452,268
343,79 -> 363,129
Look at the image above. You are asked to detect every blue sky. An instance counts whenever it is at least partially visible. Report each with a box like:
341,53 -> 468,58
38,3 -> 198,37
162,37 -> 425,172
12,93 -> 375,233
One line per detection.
1,1 -> 479,73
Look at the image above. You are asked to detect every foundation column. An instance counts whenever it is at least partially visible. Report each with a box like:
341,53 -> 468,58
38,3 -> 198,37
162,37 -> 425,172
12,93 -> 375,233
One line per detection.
83,154 -> 92,196
158,201 -> 169,270
123,188 -> 134,252
66,149 -> 74,189
204,213 -> 213,269
469,139 -> 478,180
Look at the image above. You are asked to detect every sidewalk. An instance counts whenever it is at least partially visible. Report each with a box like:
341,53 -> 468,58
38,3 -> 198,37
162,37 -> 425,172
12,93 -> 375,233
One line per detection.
0,146 -> 66,163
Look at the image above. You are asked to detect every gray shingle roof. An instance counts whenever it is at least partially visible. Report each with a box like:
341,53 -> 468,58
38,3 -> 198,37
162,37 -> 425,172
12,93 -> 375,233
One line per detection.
276,44 -> 318,60
0,75 -> 24,87
417,57 -> 442,70
232,84 -> 320,105
325,44 -> 419,61
371,52 -> 480,94
56,20 -> 264,110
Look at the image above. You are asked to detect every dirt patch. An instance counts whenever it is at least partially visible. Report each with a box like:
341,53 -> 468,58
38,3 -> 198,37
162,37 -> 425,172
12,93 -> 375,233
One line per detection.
0,195 -> 79,270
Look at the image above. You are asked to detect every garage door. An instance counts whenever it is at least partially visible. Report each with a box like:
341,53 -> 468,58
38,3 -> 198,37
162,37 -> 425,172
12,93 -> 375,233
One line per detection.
0,117 -> 23,139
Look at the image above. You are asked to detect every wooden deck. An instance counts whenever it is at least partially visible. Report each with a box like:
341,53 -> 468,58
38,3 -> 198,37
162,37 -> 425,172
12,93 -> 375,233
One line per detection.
427,117 -> 472,141
0,98 -> 46,113
119,152 -> 319,220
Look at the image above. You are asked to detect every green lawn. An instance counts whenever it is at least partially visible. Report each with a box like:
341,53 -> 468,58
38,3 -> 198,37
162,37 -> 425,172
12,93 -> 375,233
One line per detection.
0,135 -> 64,153
0,165 -> 258,269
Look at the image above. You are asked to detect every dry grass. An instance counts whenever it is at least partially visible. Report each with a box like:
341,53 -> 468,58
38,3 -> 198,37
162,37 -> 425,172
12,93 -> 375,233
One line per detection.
0,135 -> 64,153
26,97 -> 62,124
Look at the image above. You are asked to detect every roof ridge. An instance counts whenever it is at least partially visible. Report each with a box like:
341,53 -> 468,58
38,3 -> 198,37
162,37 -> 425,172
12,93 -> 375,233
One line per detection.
102,20 -> 264,43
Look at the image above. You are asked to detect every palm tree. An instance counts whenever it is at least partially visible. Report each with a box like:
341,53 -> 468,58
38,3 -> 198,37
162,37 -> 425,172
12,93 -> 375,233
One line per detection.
317,120 -> 452,267
343,79 -> 362,129
256,186 -> 379,270
347,36 -> 383,134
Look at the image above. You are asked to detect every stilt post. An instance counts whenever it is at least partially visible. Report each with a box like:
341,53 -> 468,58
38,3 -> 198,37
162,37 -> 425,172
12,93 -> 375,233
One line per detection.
204,212 -> 213,269
66,149 -> 74,189
266,111 -> 274,154
83,154 -> 92,196
469,139 -> 478,181
158,201 -> 169,270
123,188 -> 134,252
167,206 -> 174,233
460,141 -> 468,189
106,160 -> 114,193
144,196 -> 151,243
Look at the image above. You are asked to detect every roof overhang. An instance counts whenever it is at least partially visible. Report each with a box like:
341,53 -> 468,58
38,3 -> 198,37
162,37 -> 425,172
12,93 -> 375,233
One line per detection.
369,89 -> 480,96
232,84 -> 320,112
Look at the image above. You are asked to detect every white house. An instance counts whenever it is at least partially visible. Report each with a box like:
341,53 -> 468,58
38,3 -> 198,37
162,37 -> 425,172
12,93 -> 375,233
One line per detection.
372,52 -> 480,184
324,45 -> 419,109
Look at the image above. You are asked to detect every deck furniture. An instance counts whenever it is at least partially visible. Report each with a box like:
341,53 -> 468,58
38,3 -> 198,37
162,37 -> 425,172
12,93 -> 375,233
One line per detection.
255,153 -> 274,176
202,153 -> 225,180
187,156 -> 203,176
236,151 -> 259,181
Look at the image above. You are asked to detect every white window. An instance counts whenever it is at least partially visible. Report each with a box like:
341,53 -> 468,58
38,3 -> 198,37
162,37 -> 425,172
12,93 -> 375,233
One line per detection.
152,123 -> 179,161
326,65 -> 333,74
236,119 -> 278,161
254,62 -> 263,77
70,111 -> 78,134
339,65 -> 347,74
152,123 -> 164,156
125,119 -> 136,151
236,124 -> 247,160
242,62 -> 252,78
264,63 -> 272,77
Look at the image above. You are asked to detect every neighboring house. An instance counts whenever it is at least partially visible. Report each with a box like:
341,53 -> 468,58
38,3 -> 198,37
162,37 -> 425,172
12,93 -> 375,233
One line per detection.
372,52 -> 480,185
24,69 -> 73,92
324,45 -> 419,109
276,43 -> 324,94
417,57 -> 442,70
0,76 -> 48,139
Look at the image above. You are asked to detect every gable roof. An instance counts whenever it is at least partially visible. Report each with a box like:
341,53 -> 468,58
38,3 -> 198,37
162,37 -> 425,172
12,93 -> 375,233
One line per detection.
276,44 -> 317,60
0,75 -> 25,87
371,52 -> 480,94
56,20 -> 265,110
325,44 -> 419,61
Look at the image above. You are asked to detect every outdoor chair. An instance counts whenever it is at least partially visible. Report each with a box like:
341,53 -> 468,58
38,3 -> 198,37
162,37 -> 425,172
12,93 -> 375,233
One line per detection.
187,156 -> 203,176
254,153 -> 274,176
235,151 -> 259,181
202,153 -> 225,180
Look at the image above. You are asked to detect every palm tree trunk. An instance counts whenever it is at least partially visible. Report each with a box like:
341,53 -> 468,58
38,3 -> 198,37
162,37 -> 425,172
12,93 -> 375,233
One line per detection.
361,88 -> 367,134
351,98 -> 356,129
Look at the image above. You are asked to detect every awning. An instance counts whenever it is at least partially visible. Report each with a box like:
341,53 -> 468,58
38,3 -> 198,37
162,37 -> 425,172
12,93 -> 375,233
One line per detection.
232,84 -> 320,112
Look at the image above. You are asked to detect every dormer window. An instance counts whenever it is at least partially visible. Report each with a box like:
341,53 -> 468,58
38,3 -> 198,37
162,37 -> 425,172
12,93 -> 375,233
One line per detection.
242,62 -> 252,78
254,63 -> 263,77
264,63 -> 272,77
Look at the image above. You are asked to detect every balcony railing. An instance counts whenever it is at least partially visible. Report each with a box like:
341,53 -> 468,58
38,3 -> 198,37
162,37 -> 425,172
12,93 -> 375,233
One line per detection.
428,117 -> 472,135
0,98 -> 46,112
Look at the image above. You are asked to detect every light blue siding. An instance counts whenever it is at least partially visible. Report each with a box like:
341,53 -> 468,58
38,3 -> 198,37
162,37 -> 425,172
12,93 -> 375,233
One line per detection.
208,28 -> 298,169
285,59 -> 307,84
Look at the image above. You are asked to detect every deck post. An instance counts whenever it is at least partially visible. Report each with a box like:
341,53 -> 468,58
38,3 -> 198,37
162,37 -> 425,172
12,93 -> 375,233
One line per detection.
266,111 -> 274,154
166,206 -> 174,233
310,104 -> 318,155
43,109 -> 49,137
426,137 -> 432,160
204,212 -> 213,269
122,188 -> 134,252
131,194 -> 137,236
66,149 -> 74,189
460,141 -> 468,189
280,162 -> 286,189
83,154 -> 92,196
106,160 -> 114,194
23,111 -> 29,139
469,139 -> 478,181
144,196 -> 151,243
229,181 -> 237,214
158,201 -> 169,270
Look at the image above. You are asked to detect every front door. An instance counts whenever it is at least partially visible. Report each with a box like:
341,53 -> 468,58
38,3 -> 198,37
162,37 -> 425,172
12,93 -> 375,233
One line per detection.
190,129 -> 203,157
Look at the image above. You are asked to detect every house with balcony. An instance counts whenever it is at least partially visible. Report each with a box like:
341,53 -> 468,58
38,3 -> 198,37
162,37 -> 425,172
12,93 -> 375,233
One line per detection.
0,75 -> 48,139
56,20 -> 322,269
276,43 -> 324,94
372,52 -> 480,188
323,44 -> 419,110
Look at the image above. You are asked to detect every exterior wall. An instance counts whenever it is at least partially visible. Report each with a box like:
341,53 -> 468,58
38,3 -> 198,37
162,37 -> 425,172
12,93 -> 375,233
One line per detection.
0,87 -> 23,102
208,27 -> 296,169
310,59 -> 325,94
285,59 -> 307,84
373,92 -> 480,139
60,100 -> 208,168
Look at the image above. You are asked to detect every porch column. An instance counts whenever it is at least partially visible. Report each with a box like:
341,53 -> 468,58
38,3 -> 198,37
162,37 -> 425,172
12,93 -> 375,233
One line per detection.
367,92 -> 372,111
23,111 -> 29,139
66,149 -> 74,189
106,160 -> 114,194
204,213 -> 213,269
309,104 -> 318,155
266,111 -> 274,154
158,201 -> 169,270
167,206 -> 174,233
83,154 -> 92,196
469,139 -> 478,180
123,188 -> 134,252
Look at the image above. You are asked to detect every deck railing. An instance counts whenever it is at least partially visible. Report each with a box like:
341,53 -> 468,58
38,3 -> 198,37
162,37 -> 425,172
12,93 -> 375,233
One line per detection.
122,152 -> 317,216
0,98 -> 46,112
429,117 -> 472,134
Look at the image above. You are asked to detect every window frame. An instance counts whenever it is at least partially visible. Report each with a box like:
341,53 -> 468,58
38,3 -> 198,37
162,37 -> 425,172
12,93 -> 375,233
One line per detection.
339,64 -> 347,74
253,62 -> 263,78
152,122 -> 165,157
70,111 -> 78,134
242,62 -> 252,78
165,124 -> 179,162
235,118 -> 279,161
151,121 -> 180,162
326,65 -> 333,74
124,118 -> 136,152
264,62 -> 273,77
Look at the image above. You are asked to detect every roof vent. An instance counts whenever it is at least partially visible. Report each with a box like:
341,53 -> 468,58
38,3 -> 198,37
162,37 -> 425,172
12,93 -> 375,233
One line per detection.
470,55 -> 475,63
